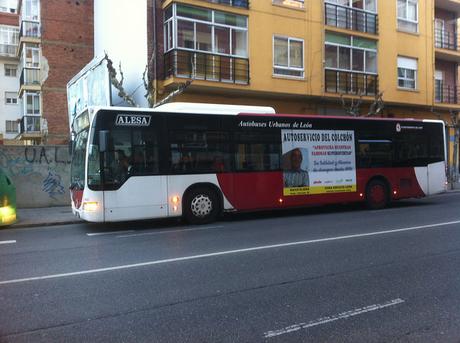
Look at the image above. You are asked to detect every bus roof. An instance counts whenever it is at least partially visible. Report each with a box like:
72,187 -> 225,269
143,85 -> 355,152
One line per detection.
239,112 -> 445,124
154,102 -> 276,115
89,102 -> 276,116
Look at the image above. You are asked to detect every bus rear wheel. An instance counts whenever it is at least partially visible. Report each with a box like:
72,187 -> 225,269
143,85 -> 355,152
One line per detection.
365,179 -> 389,210
184,187 -> 220,224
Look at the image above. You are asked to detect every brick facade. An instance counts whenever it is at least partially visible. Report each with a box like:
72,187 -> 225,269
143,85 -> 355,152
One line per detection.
0,12 -> 18,26
40,0 -> 94,144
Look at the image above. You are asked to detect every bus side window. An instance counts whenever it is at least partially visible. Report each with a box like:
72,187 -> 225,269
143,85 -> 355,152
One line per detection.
234,132 -> 281,172
357,140 -> 393,168
169,130 -> 230,174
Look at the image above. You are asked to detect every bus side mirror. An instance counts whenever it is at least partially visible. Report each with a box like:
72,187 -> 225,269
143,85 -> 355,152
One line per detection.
68,139 -> 74,156
99,130 -> 109,153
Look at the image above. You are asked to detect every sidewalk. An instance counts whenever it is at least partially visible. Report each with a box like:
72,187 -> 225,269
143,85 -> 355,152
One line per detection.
11,206 -> 82,229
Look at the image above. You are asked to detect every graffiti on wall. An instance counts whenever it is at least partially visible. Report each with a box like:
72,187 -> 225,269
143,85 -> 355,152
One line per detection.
0,146 -> 71,207
42,171 -> 66,200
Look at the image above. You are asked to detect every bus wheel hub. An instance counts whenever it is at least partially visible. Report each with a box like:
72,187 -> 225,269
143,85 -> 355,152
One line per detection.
191,195 -> 212,217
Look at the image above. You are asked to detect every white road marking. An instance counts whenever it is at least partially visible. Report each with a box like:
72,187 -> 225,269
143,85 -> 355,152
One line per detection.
0,240 -> 16,245
263,298 -> 405,338
117,225 -> 224,238
1,219 -> 459,286
86,230 -> 135,236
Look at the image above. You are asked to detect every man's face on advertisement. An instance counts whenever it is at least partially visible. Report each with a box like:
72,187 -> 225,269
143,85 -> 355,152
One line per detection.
291,149 -> 302,170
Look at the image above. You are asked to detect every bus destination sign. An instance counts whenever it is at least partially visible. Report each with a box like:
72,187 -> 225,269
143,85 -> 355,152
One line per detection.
116,114 -> 151,127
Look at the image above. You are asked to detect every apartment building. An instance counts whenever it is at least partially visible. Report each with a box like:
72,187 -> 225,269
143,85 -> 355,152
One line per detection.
16,0 -> 93,144
0,0 -> 19,143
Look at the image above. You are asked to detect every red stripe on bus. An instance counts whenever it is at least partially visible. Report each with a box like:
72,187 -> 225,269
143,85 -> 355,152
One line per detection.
217,168 -> 424,211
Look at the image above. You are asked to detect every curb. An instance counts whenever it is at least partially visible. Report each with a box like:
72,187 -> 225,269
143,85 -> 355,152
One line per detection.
9,220 -> 83,229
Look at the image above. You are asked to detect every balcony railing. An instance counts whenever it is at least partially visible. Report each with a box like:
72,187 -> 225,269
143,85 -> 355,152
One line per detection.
164,50 -> 250,85
325,69 -> 378,96
20,68 -> 40,86
20,116 -> 41,134
435,28 -> 458,51
0,43 -> 17,57
435,83 -> 459,104
201,0 -> 249,8
325,2 -> 378,34
20,20 -> 41,39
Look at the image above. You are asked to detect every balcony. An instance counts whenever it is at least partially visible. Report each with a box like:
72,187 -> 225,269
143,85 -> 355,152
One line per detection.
200,0 -> 249,8
435,83 -> 459,104
435,28 -> 458,50
20,116 -> 41,134
164,50 -> 250,85
19,20 -> 40,39
0,43 -> 17,57
20,68 -> 40,86
325,2 -> 378,35
325,69 -> 378,96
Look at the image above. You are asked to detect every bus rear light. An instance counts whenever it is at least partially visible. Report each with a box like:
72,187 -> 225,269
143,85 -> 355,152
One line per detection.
278,198 -> 283,203
172,196 -> 180,204
359,193 -> 363,197
173,205 -> 178,212
83,201 -> 99,212
393,190 -> 397,195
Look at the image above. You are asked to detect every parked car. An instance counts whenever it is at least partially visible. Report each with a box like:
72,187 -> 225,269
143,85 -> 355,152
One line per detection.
0,169 -> 16,226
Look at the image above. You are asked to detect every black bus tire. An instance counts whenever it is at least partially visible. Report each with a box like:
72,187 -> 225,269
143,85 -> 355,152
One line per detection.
365,179 -> 389,210
183,187 -> 220,224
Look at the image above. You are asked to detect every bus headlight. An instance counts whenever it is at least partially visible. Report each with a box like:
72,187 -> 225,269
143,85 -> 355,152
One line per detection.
83,201 -> 99,212
171,196 -> 180,212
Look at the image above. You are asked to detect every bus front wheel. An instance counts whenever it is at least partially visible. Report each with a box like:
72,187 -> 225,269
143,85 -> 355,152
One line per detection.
184,187 -> 220,224
365,179 -> 389,210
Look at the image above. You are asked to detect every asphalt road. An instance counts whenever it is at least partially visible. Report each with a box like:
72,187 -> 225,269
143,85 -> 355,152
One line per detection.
1,192 -> 460,342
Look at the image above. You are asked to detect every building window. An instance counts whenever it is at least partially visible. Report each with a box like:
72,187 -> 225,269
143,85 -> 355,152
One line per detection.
4,64 -> 17,77
324,32 -> 378,95
5,91 -> 17,105
272,0 -> 304,9
22,0 -> 40,21
434,70 -> 443,102
397,56 -> 417,89
324,0 -> 378,34
326,0 -> 377,12
273,36 -> 304,78
164,4 -> 248,58
25,92 -> 40,114
0,25 -> 19,56
0,0 -> 17,13
5,120 -> 18,133
325,32 -> 377,73
397,0 -> 418,33
24,45 -> 40,68
24,116 -> 40,132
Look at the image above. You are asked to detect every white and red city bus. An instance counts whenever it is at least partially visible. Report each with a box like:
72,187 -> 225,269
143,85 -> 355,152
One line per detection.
70,103 -> 447,224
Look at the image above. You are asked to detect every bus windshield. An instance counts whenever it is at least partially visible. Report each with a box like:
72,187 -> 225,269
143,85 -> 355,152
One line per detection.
70,128 -> 88,190
88,110 -> 160,191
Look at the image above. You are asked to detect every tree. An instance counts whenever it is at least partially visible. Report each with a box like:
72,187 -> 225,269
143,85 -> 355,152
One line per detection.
104,51 -> 193,109
340,92 -> 385,117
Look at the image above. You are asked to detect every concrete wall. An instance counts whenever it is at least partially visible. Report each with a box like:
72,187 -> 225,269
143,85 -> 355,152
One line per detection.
0,145 -> 70,208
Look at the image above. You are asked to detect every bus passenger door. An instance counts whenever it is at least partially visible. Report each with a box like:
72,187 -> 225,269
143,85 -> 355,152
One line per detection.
104,176 -> 168,221
100,114 -> 168,221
